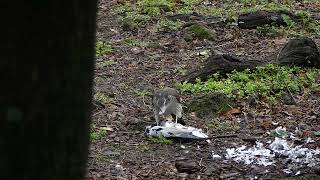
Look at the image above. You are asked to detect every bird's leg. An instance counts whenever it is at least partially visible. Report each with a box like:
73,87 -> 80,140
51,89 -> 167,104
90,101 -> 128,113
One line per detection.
154,109 -> 160,126
175,115 -> 178,124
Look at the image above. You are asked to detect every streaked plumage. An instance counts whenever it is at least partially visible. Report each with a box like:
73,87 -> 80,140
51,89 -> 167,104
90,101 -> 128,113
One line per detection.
152,87 -> 183,125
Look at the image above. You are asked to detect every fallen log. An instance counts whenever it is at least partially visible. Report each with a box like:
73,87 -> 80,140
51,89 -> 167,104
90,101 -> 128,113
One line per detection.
181,54 -> 265,83
238,10 -> 299,29
181,38 -> 320,83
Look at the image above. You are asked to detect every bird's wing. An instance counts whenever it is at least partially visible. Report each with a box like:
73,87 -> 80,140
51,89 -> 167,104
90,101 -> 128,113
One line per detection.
153,89 -> 183,116
159,94 -> 179,115
146,122 -> 208,139
159,94 -> 172,114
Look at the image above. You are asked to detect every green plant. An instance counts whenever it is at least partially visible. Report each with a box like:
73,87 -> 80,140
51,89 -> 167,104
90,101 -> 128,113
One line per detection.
135,90 -> 152,97
123,37 -> 147,46
95,153 -> 112,162
96,60 -> 117,68
257,10 -> 319,37
187,24 -> 215,40
156,18 -> 183,32
96,41 -> 114,56
181,0 -> 203,6
270,127 -> 288,138
137,0 -> 174,15
113,3 -> 134,15
282,14 -> 296,29
177,6 -> 194,14
207,118 -> 240,133
94,92 -> 113,104
90,128 -> 108,142
147,135 -> 173,144
177,65 -> 320,104
122,11 -> 151,28
296,10 -> 312,26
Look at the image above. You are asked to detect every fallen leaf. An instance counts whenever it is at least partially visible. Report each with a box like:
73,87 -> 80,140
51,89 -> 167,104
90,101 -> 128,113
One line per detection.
220,108 -> 241,117
261,119 -> 274,130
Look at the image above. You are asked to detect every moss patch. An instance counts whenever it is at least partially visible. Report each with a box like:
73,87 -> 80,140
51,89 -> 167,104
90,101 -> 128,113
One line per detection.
186,23 -> 215,40
187,93 -> 233,118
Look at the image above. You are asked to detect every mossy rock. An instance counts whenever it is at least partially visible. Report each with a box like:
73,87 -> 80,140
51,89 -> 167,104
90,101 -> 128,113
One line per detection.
186,93 -> 233,118
185,23 -> 216,40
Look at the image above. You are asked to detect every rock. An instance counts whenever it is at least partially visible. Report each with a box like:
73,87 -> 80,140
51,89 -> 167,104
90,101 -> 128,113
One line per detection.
175,159 -> 200,174
277,37 -> 320,67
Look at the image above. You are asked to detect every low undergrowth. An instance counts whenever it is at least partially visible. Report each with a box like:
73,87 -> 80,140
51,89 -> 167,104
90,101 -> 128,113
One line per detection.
96,41 -> 114,56
177,64 -> 320,104
112,0 -> 319,37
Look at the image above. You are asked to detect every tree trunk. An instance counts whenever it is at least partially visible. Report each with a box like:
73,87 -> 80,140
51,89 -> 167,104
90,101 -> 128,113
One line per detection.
0,1 -> 97,179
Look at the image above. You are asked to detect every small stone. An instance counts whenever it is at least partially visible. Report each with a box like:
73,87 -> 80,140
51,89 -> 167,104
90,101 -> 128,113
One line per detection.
175,159 -> 200,174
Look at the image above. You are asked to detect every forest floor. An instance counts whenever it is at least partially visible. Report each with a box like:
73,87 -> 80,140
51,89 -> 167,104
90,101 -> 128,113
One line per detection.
87,0 -> 320,179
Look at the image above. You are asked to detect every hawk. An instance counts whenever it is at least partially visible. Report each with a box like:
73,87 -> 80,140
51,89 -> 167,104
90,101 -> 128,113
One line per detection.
152,87 -> 183,125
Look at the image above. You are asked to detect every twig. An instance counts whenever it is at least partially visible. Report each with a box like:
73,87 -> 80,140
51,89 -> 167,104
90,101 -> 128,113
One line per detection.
276,44 -> 285,62
145,169 -> 153,176
142,94 -> 146,106
286,87 -> 297,105
198,158 -> 203,167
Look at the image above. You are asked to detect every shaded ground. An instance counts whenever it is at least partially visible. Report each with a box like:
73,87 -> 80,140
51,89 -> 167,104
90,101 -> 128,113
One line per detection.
87,0 -> 320,179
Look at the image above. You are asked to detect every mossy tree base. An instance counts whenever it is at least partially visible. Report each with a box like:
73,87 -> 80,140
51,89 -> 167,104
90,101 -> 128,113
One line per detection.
187,93 -> 233,118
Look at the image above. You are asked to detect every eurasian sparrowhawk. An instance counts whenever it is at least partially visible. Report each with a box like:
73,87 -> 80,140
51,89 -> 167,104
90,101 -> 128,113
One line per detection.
152,87 -> 183,125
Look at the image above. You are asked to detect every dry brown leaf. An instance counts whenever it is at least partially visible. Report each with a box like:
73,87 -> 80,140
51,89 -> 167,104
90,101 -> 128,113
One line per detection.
261,119 -> 274,130
220,107 -> 241,118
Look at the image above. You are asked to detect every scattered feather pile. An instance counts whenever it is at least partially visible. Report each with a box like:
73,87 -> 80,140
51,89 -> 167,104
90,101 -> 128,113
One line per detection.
225,142 -> 274,166
225,137 -> 320,167
145,121 -> 208,140
269,137 -> 320,167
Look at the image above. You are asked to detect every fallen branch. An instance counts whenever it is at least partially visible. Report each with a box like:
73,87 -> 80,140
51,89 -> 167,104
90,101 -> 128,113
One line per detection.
238,10 -> 299,29
181,54 -> 265,83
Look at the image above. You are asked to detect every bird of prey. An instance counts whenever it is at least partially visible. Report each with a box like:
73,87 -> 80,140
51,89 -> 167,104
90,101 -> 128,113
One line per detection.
152,87 -> 183,125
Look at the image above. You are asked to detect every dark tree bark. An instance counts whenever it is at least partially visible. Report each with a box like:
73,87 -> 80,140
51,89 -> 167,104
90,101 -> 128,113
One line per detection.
238,10 -> 298,29
181,54 -> 265,83
277,37 -> 320,67
0,1 -> 97,180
